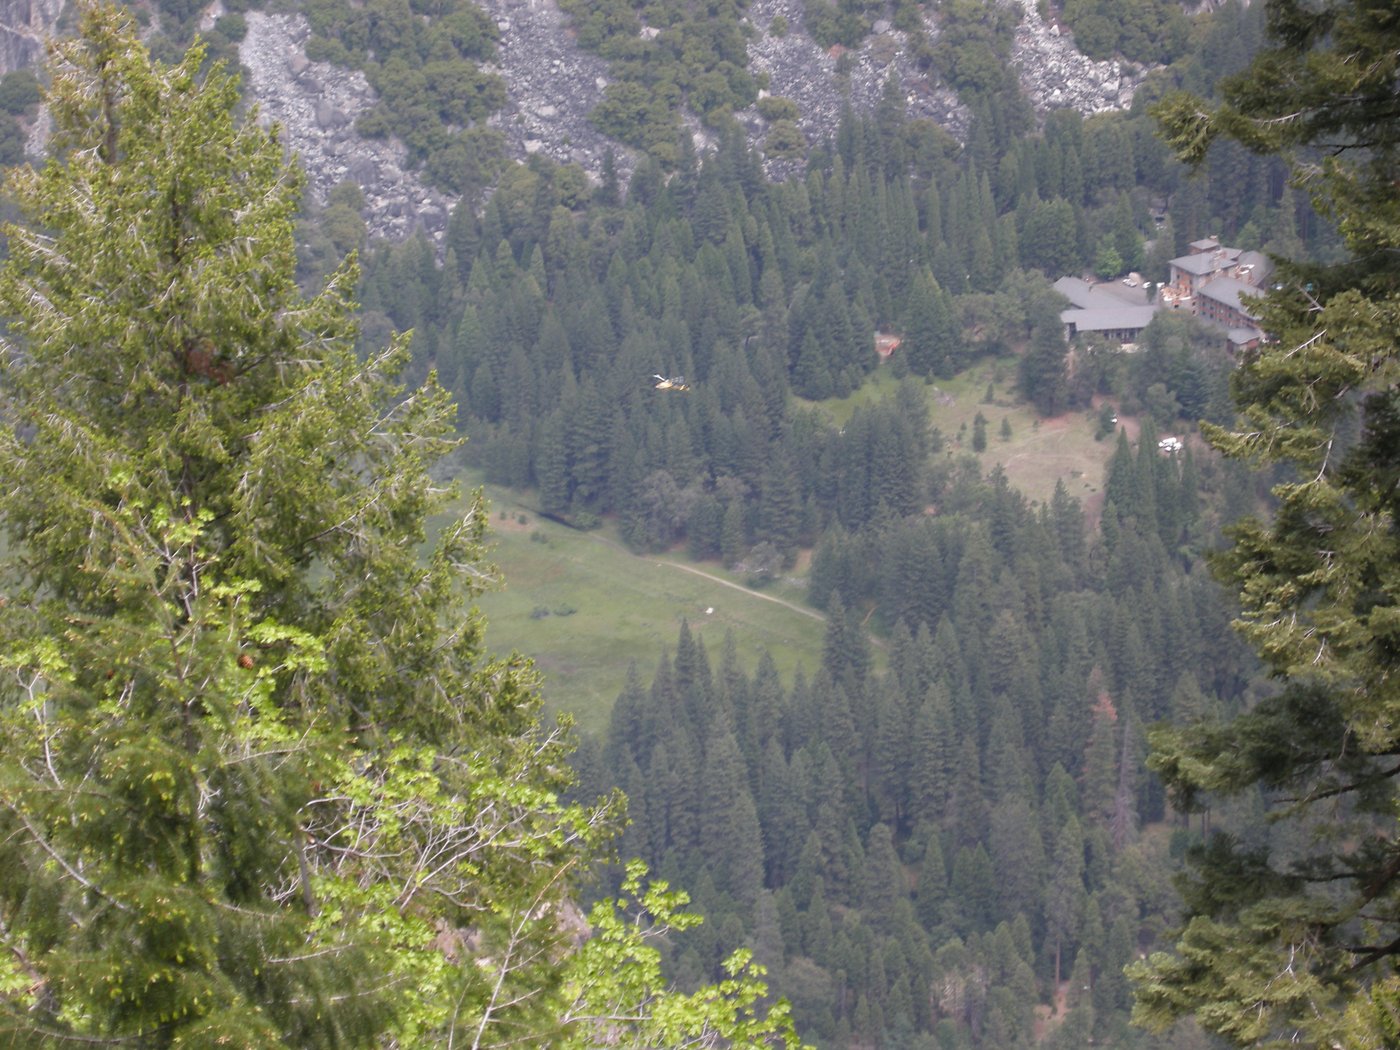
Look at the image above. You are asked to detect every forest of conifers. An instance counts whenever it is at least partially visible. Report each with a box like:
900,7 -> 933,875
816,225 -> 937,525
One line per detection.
289,2 -> 1314,1045
3,0 -> 1386,1044
295,0 -> 1327,1045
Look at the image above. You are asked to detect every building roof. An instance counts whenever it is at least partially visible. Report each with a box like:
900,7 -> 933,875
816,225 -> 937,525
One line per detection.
1061,306 -> 1159,333
1234,251 -> 1273,284
1171,248 -> 1241,277
1188,238 -> 1221,252
1052,276 -> 1098,309
1199,275 -> 1262,316
1054,276 -> 1153,310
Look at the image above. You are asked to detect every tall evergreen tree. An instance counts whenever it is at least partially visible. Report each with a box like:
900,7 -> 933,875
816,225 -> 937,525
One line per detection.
914,828 -> 950,931
1045,817 -> 1086,988
0,12 -> 800,1048
820,593 -> 871,691
862,823 -> 915,936
758,444 -> 802,560
1134,0 -> 1400,1042
698,714 -> 765,910
902,268 -> 959,377
1020,309 -> 1071,417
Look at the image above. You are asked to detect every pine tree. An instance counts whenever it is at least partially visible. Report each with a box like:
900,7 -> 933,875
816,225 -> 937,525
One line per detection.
820,593 -> 871,691
909,683 -> 955,823
1045,817 -> 1086,988
721,494 -> 750,567
1102,428 -> 1138,524
1111,194 -> 1144,273
0,10 -> 607,1043
1019,310 -> 1071,417
870,676 -> 914,828
902,268 -> 958,377
758,738 -> 808,886
947,735 -> 989,850
0,11 -> 802,1048
1133,0 -> 1400,1040
758,444 -> 802,560
987,797 -> 1047,928
698,714 -> 765,910
862,823 -> 915,936
1080,675 -> 1120,834
948,844 -> 997,934
971,410 -> 989,452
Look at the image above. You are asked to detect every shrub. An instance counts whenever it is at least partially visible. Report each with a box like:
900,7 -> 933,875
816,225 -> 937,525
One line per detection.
0,70 -> 40,116
756,95 -> 800,122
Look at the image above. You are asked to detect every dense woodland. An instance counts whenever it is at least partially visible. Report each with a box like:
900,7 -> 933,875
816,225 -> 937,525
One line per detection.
569,434 -> 1266,1048
286,5 -> 1326,1047
297,3 -> 1335,1045
3,0 -> 1391,1045
336,19 -> 1306,563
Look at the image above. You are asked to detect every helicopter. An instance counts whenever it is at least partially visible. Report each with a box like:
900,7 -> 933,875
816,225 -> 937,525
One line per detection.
652,374 -> 690,391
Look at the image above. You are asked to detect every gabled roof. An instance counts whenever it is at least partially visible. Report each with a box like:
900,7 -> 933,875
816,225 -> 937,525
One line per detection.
1234,251 -> 1273,284
1171,248 -> 1242,276
1061,306 -> 1159,332
1052,276 -> 1098,309
1054,276 -> 1152,310
1199,276 -> 1262,316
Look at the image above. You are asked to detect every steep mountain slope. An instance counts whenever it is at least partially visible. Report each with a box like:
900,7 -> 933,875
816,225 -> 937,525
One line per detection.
2,0 -> 1152,237
240,11 -> 455,241
246,0 -> 1153,230
0,0 -> 63,74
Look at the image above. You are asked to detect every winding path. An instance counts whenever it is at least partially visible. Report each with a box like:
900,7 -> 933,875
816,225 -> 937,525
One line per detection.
572,523 -> 826,622
652,559 -> 826,622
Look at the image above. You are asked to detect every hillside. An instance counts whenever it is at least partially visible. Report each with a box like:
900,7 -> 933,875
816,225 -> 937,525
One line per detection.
0,2 -> 1329,1048
1,0 -> 1178,238
234,0 -> 1147,231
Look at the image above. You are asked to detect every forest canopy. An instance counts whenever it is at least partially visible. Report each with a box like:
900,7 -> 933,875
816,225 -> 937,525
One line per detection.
0,8 -> 800,1047
0,0 -> 1379,1044
1131,0 -> 1400,1043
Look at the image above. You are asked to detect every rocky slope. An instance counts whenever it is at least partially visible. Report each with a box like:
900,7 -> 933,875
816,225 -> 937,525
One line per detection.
5,0 -> 1150,240
1008,0 -> 1139,111
744,0 -> 967,155
0,0 -> 63,75
478,0 -> 618,176
239,11 -> 454,242
239,0 -> 1146,240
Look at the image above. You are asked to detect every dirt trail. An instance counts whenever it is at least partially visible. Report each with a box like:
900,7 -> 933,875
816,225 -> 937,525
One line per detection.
571,526 -> 827,623
655,560 -> 827,622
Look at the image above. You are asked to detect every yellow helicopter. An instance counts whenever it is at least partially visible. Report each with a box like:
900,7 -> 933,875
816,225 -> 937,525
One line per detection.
652,374 -> 690,392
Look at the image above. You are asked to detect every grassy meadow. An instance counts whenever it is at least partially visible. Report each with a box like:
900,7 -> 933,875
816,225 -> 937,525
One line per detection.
458,360 -> 1123,733
455,480 -> 830,735
930,362 -> 1115,507
803,360 -> 1116,506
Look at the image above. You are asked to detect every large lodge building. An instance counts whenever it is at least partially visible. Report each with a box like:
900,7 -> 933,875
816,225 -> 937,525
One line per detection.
1059,238 -> 1271,351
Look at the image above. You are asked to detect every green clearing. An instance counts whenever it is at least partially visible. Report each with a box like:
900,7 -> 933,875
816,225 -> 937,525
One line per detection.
936,362 -> 1113,507
457,360 -> 1120,733
794,366 -> 905,425
453,479 -> 830,736
800,359 -> 1114,506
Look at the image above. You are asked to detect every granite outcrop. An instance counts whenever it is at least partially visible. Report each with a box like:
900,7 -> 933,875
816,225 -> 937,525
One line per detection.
13,0 -> 1153,242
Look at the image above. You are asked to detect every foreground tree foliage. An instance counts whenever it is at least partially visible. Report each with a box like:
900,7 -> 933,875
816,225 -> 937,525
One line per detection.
1131,0 -> 1400,1045
0,8 -> 801,1048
